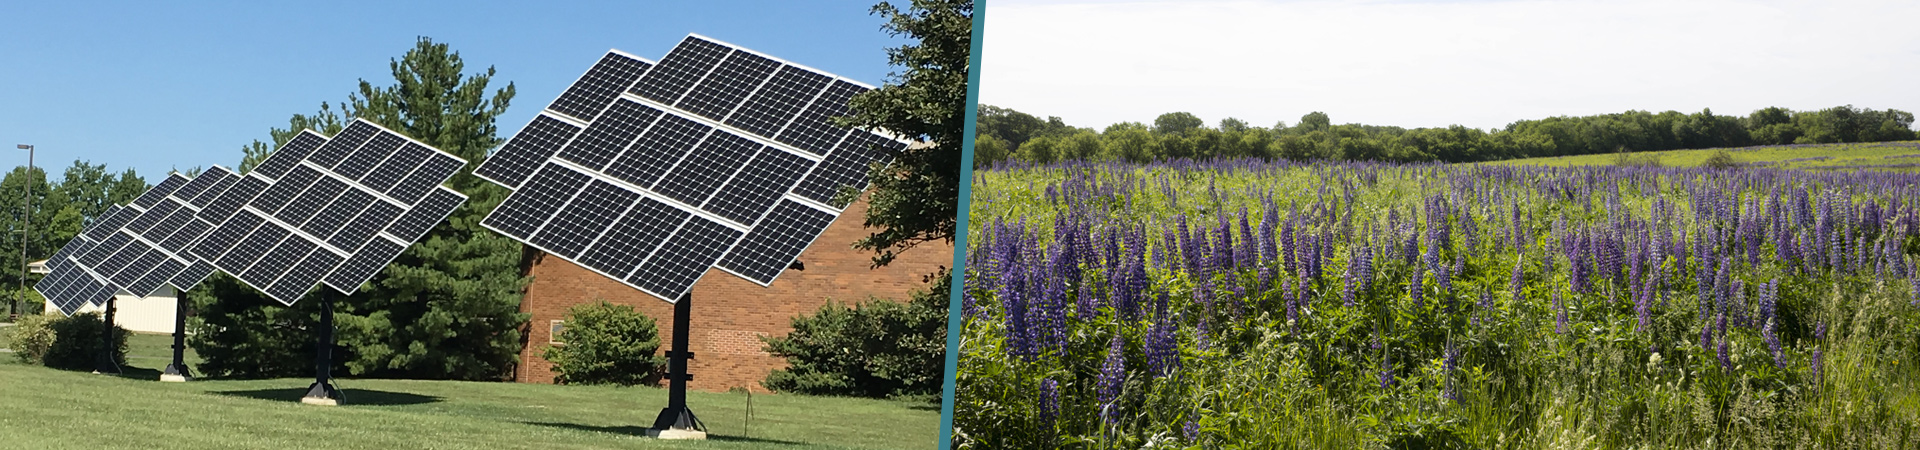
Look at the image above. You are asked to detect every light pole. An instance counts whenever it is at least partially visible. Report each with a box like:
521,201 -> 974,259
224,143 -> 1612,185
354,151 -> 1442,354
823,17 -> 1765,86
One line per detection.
13,144 -> 29,320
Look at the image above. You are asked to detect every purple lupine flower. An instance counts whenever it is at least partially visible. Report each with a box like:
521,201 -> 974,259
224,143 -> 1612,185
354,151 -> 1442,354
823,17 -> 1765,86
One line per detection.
1728,313 -> 1743,373
1815,320 -> 1827,340
1764,319 -> 1784,370
1145,314 -> 1179,378
1510,260 -> 1525,297
1378,351 -> 1395,389
1038,378 -> 1060,426
1553,291 -> 1567,334
1410,266 -> 1426,309
1183,420 -> 1200,442
1442,342 -> 1461,403
1098,335 -> 1126,425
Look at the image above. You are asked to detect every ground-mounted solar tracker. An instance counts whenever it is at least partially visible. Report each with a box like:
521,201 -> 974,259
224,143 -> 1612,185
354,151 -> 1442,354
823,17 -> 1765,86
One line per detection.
472,33 -> 914,438
475,34 -> 910,305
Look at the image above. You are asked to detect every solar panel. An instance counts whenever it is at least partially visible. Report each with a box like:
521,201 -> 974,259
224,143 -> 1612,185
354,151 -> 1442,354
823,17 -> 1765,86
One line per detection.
360,143 -> 432,192
327,201 -> 402,252
270,250 -> 342,304
384,187 -> 463,244
474,114 -> 585,189
475,34 -> 909,302
322,237 -> 403,293
717,199 -> 835,284
254,131 -> 330,179
529,179 -> 640,259
169,167 -> 229,204
551,51 -> 654,122
387,153 -> 465,204
131,174 -> 190,209
308,121 -> 379,168
199,175 -> 271,224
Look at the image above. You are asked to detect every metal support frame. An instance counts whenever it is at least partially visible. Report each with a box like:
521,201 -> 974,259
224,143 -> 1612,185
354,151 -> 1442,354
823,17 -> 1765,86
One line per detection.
94,295 -> 121,374
651,292 -> 705,435
301,289 -> 342,405
161,296 -> 191,381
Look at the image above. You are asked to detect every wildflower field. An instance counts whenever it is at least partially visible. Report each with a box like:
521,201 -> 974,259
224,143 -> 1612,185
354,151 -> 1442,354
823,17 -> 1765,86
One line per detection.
952,159 -> 1920,449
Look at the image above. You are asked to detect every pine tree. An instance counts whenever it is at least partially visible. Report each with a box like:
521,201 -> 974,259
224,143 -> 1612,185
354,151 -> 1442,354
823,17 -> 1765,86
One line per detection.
193,37 -> 525,380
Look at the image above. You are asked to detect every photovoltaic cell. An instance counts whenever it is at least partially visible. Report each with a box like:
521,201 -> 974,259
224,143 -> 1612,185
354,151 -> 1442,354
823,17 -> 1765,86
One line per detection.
717,200 -> 834,284
360,142 -> 431,192
549,52 -> 653,122
106,244 -> 160,287
140,205 -> 199,243
128,259 -> 185,298
191,210 -> 265,262
482,164 -> 592,240
254,131 -> 329,179
270,250 -> 342,303
303,188 -> 375,239
323,238 -> 403,293
252,166 -> 321,215
169,260 -> 216,292
186,169 -> 238,208
327,201 -> 402,252
91,206 -> 140,238
629,37 -> 731,104
158,218 -> 212,253
651,131 -> 758,207
308,121 -> 379,168
793,131 -> 903,208
603,112 -> 711,188
626,216 -> 740,299
124,199 -> 182,236
384,187 -> 463,244
215,223 -> 290,276
131,174 -> 190,209
724,66 -> 833,137
388,153 -> 464,204
529,180 -> 639,259
774,80 -> 865,156
474,115 -> 584,189
276,176 -> 348,226
79,232 -> 135,267
676,50 -> 779,121
240,237 -> 316,295
702,146 -> 812,225
197,175 -> 270,225
334,132 -> 406,180
557,99 -> 663,170
577,197 -> 688,280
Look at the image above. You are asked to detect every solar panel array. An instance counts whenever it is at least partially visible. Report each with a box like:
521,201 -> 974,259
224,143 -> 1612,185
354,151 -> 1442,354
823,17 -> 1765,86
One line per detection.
35,119 -> 469,313
475,34 -> 908,303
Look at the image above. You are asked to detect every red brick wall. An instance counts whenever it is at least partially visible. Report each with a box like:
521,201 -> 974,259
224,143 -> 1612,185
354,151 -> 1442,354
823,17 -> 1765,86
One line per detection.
515,197 -> 953,392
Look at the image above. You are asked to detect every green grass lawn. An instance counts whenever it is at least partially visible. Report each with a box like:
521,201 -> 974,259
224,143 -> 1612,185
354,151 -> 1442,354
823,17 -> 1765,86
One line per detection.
0,333 -> 938,450
1484,140 -> 1920,170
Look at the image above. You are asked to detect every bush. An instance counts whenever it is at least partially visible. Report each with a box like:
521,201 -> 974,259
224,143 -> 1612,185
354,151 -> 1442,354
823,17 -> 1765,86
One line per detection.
762,276 -> 948,400
542,301 -> 664,386
41,312 -> 127,371
8,314 -> 56,364
1701,149 -> 1739,169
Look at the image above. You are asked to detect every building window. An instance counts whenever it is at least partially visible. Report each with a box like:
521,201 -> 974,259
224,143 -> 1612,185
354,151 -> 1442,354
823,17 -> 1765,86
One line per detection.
549,320 -> 566,345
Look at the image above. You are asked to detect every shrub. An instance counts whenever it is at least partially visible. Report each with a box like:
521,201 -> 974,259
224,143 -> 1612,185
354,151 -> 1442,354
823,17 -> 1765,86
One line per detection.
542,301 -> 664,386
762,276 -> 948,400
41,312 -> 127,371
1701,150 -> 1739,169
8,314 -> 56,364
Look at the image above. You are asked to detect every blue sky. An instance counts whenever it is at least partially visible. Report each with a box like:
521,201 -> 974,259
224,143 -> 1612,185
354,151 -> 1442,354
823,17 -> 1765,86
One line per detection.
0,1 -> 906,182
984,0 -> 1920,132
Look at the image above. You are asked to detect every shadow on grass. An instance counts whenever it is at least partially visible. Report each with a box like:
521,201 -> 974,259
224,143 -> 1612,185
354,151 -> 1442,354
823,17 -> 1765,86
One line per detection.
213,387 -> 442,406
522,421 -> 813,447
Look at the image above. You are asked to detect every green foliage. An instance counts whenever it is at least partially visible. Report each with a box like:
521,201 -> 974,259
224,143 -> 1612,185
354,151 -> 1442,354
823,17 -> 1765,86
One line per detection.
763,275 -> 949,400
541,301 -> 664,386
192,36 -> 527,381
7,313 -> 56,364
1700,150 -> 1740,169
40,312 -> 127,371
836,0 -> 970,268
974,104 -> 1920,165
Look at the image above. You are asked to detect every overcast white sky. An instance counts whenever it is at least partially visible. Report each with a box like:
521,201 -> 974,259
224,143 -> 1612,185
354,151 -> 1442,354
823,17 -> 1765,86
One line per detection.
981,0 -> 1920,132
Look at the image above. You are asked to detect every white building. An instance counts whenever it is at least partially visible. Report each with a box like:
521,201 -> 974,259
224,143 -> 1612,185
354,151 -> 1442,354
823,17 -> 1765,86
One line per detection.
30,259 -> 179,334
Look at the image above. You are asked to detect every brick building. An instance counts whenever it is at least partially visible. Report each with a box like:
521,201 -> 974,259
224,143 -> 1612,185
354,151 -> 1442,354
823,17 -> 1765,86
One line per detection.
513,196 -> 952,392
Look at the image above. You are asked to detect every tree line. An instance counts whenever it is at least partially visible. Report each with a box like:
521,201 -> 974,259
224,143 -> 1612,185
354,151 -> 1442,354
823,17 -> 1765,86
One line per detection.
972,104 -> 1919,166
0,162 -> 147,315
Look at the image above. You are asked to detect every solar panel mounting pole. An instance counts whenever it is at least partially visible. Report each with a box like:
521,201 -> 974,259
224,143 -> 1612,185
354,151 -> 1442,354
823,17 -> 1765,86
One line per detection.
301,288 -> 343,405
93,294 -> 121,374
161,293 -> 192,382
648,292 -> 705,439
13,143 -> 29,321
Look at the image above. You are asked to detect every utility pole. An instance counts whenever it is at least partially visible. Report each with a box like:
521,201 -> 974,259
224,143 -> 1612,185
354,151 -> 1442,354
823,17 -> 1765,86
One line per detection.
13,144 -> 29,320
